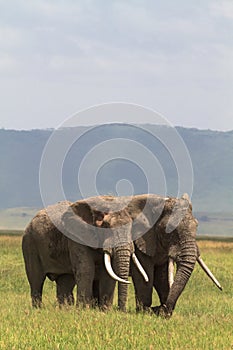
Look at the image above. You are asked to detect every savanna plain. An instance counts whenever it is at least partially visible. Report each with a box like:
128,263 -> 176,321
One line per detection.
0,232 -> 232,350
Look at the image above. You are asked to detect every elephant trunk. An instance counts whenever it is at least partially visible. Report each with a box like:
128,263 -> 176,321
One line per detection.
113,245 -> 132,312
165,239 -> 197,316
104,252 -> 130,285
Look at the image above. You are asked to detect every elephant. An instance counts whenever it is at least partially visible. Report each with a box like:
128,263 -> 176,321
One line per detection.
23,193 -> 221,316
22,201 -> 76,307
22,199 -> 147,311
125,193 -> 222,317
63,193 -> 221,317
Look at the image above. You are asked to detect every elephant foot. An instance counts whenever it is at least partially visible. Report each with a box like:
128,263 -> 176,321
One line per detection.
136,306 -> 154,315
57,295 -> 75,307
91,298 -> 99,309
151,304 -> 172,318
76,301 -> 92,310
32,296 -> 42,308
99,304 -> 112,312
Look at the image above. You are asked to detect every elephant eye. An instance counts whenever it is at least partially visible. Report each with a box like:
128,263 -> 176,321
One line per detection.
95,211 -> 105,221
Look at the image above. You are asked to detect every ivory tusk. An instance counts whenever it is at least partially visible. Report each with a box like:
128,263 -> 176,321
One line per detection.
104,253 -> 131,285
197,256 -> 222,291
131,253 -> 149,282
168,258 -> 174,289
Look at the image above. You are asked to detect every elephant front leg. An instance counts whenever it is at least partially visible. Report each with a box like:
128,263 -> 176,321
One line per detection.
153,262 -> 169,305
69,245 -> 96,308
151,262 -> 171,317
131,254 -> 154,312
92,279 -> 100,306
98,270 -> 116,311
75,265 -> 95,308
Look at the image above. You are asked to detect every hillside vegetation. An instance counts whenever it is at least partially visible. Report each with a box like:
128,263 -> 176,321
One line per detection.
0,126 -> 233,234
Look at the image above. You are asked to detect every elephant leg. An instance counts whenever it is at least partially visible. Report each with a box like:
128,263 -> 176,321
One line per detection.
131,251 -> 154,311
70,245 -> 95,308
153,262 -> 169,305
76,269 -> 95,307
27,267 -> 45,307
56,274 -> 75,306
30,276 -> 46,308
98,269 -> 116,311
76,266 -> 95,307
22,234 -> 46,307
92,279 -> 100,306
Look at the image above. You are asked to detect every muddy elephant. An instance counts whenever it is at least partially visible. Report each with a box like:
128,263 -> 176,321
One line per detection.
22,199 -> 147,311
126,193 -> 222,317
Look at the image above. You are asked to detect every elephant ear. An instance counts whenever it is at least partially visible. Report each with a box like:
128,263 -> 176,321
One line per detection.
165,195 -> 190,233
61,201 -> 99,248
128,194 -> 166,257
72,201 -> 96,223
134,229 -> 157,257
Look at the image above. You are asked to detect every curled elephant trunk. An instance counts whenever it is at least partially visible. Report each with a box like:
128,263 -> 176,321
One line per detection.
197,256 -> 222,290
104,253 -> 130,285
165,240 -> 197,314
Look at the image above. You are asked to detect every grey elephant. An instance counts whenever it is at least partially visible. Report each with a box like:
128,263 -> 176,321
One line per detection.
66,193 -> 221,317
22,199 -> 147,310
61,193 -> 221,317
125,193 -> 222,317
23,194 -> 221,316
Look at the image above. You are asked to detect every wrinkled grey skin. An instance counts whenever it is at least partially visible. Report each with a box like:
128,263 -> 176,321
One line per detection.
22,199 -> 134,311
127,194 -> 199,318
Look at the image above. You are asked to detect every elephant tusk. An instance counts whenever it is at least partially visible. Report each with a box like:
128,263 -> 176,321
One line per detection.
168,258 -> 174,289
131,253 -> 149,282
197,256 -> 222,291
104,253 -> 131,285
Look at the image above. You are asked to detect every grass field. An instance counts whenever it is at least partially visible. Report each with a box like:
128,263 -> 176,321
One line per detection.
0,235 -> 233,350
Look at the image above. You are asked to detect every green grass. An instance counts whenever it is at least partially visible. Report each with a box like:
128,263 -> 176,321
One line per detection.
0,236 -> 233,349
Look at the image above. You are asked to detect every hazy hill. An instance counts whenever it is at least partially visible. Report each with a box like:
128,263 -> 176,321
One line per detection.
0,125 -> 233,234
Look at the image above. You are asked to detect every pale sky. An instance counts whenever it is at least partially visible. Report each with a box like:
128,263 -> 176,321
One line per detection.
0,0 -> 233,131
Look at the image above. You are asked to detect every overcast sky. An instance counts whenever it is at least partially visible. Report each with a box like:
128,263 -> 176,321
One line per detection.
0,0 -> 233,131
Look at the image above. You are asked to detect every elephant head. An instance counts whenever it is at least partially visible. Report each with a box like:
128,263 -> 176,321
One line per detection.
61,196 -> 148,311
